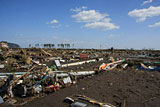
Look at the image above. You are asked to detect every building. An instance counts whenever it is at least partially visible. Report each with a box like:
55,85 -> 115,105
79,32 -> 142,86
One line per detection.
0,41 -> 9,48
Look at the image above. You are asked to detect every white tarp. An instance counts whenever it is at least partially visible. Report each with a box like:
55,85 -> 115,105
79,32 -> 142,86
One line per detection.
55,60 -> 61,67
63,77 -> 72,84
0,64 -> 4,69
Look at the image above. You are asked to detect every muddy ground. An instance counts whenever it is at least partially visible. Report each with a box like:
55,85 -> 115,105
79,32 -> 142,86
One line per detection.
1,48 -> 160,107
22,68 -> 160,107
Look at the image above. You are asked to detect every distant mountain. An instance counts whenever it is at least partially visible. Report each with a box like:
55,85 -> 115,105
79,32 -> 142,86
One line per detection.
8,42 -> 20,48
0,41 -> 20,48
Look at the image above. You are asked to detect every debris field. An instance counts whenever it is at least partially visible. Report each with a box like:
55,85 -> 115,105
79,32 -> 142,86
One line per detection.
0,47 -> 160,107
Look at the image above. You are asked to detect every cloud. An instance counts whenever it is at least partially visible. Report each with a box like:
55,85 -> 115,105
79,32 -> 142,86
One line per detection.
46,19 -> 61,28
65,25 -> 70,27
46,19 -> 59,24
107,34 -> 119,38
148,21 -> 160,27
50,19 -> 58,24
128,6 -> 160,22
70,6 -> 87,12
72,10 -> 108,22
49,24 -> 61,28
15,33 -> 24,37
142,0 -> 152,5
84,18 -> 119,30
52,36 -> 71,43
71,7 -> 119,31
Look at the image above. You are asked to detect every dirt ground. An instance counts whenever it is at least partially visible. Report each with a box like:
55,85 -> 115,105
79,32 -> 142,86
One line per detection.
22,68 -> 160,107
1,48 -> 160,107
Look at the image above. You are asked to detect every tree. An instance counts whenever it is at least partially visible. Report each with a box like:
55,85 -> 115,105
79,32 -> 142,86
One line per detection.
64,44 -> 69,48
72,44 -> 74,48
100,44 -> 102,49
61,44 -> 64,48
51,44 -> 55,48
37,44 -> 39,48
29,44 -> 31,48
111,47 -> 114,51
58,44 -> 60,48
43,44 -> 47,48
48,44 -> 51,48
111,47 -> 114,53
66,44 -> 70,48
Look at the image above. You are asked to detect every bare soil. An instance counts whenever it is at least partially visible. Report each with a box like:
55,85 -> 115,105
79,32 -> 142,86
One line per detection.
23,69 -> 160,107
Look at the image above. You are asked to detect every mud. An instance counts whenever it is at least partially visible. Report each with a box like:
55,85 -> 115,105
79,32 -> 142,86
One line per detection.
23,69 -> 160,107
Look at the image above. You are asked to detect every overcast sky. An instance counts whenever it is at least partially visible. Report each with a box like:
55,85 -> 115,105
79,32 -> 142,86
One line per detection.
0,0 -> 160,49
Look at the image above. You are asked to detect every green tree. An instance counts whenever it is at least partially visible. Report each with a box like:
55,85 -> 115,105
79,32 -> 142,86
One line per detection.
29,44 -> 31,48
61,44 -> 64,48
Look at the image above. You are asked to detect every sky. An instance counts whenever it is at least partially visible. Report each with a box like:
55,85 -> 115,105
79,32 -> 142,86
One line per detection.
0,0 -> 160,49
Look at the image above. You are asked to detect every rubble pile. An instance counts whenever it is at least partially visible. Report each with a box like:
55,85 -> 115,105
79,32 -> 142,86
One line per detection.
0,47 -> 160,106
